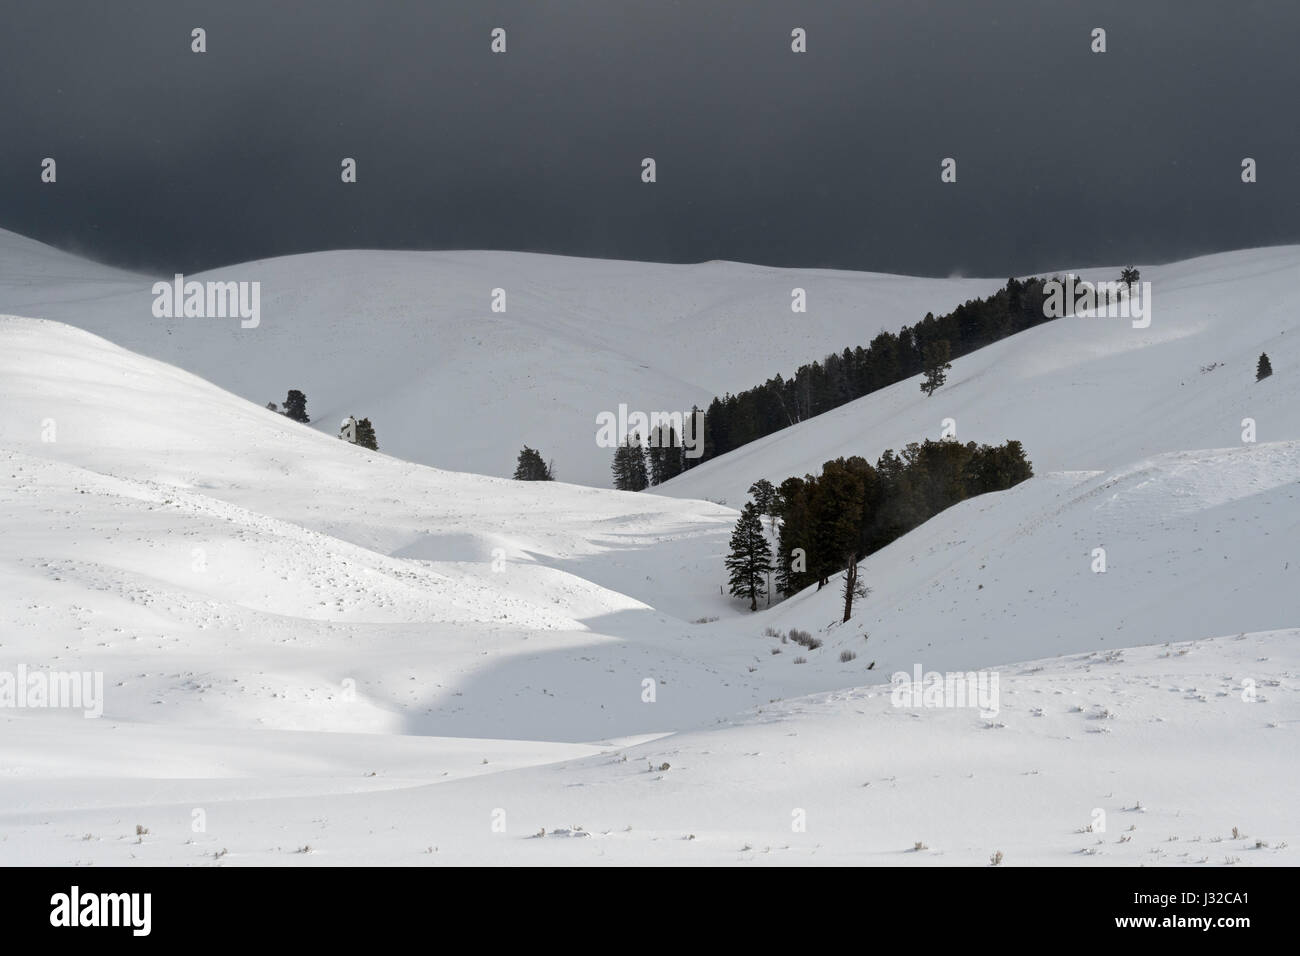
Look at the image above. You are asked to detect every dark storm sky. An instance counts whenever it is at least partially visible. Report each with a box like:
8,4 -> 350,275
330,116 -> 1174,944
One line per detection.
2,0 -> 1297,277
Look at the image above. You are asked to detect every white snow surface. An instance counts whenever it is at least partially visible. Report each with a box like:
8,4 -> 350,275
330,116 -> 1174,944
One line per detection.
0,232 -> 1295,865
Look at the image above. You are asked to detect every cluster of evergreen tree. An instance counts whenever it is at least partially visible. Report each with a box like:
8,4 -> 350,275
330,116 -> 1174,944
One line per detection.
697,278 -> 1054,462
763,439 -> 1033,597
513,446 -> 555,480
611,437 -> 649,490
268,391 -> 380,450
611,426 -> 688,490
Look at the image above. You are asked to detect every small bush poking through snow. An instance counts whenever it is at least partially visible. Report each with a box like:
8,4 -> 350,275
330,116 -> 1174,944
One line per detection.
788,629 -> 822,650
793,656 -> 807,665
840,650 -> 857,663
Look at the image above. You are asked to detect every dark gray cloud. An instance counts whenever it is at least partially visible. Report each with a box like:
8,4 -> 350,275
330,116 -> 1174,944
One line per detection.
2,0 -> 1297,276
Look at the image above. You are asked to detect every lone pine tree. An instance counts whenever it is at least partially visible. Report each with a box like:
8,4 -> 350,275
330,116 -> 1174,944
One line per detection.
354,417 -> 378,451
919,340 -> 952,397
1257,352 -> 1273,381
513,446 -> 554,480
726,502 -> 773,611
283,389 -> 310,423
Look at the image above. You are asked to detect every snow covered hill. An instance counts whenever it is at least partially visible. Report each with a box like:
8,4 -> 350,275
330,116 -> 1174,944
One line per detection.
1,230 -> 1296,866
0,228 -> 1002,487
663,246 -> 1300,507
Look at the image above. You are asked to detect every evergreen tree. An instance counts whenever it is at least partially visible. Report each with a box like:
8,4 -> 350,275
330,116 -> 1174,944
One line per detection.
726,502 -> 772,611
625,435 -> 648,491
809,460 -> 865,588
266,401 -> 278,412
646,434 -> 665,486
283,389 -> 310,423
747,479 -> 777,517
919,340 -> 952,397
353,417 -> 378,451
611,443 -> 629,489
775,476 -> 811,596
513,446 -> 553,480
658,427 -> 685,482
612,437 -> 649,491
1120,265 -> 1141,288
1257,352 -> 1273,381
646,424 -> 683,486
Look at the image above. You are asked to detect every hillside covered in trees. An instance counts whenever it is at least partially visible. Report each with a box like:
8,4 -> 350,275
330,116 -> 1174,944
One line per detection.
731,439 -> 1033,606
698,278 -> 1054,464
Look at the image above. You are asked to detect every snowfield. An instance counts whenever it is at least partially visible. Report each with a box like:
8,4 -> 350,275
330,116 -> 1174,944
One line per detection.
0,233 -> 1296,865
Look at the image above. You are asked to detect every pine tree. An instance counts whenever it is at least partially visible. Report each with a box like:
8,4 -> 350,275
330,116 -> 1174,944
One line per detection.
726,503 -> 772,611
266,401 -> 278,412
354,417 -> 378,451
775,476 -> 810,596
646,427 -> 667,486
514,446 -> 553,480
612,437 -> 649,491
919,341 -> 952,397
1120,265 -> 1141,288
645,424 -> 686,485
611,443 -> 629,489
748,479 -> 777,518
659,427 -> 685,482
625,435 -> 649,491
1257,352 -> 1273,381
283,389 -> 310,423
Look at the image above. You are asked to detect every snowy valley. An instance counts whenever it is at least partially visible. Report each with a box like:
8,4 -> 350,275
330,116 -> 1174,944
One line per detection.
0,231 -> 1296,866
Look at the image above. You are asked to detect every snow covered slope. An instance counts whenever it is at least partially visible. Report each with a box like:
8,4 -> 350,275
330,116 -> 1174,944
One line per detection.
0,228 -> 1001,487
1,630 -> 1294,866
0,315 -> 768,741
664,246 -> 1300,507
1,230 -> 1297,865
